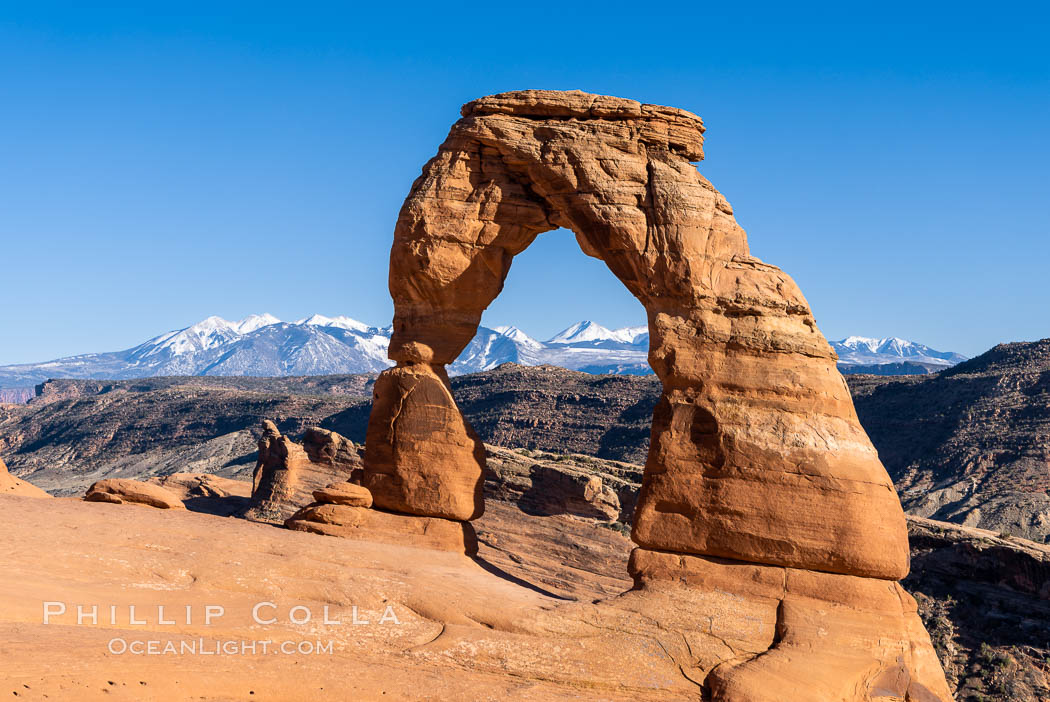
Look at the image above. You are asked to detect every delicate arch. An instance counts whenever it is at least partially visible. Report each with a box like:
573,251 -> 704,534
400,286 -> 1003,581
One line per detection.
363,90 -> 908,580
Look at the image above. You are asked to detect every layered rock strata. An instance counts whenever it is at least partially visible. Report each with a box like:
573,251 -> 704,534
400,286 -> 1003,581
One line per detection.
286,482 -> 476,554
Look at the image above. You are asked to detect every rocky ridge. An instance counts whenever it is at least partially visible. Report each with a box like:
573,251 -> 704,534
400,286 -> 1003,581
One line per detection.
4,344 -> 1049,548
851,338 -> 1050,542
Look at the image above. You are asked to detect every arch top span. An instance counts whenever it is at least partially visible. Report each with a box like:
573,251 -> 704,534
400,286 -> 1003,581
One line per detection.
364,89 -> 911,581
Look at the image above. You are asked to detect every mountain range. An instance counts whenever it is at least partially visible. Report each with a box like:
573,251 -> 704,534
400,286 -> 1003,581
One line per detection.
830,336 -> 968,371
0,314 -> 966,389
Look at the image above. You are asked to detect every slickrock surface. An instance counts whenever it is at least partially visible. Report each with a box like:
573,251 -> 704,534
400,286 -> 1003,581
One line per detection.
0,430 -> 1039,700
629,548 -> 948,701
0,454 -> 50,498
474,499 -> 635,601
242,421 -> 360,523
84,478 -> 184,509
0,489 -> 953,701
369,89 -> 910,582
286,503 -> 478,554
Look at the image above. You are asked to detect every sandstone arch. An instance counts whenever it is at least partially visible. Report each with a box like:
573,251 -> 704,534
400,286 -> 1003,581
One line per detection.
363,89 -> 908,579
361,90 -> 952,700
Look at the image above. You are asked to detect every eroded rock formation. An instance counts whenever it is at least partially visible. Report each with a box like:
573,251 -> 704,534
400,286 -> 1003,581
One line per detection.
365,88 -> 907,577
286,481 -> 477,553
485,446 -> 629,522
302,426 -> 363,483
243,421 -> 361,522
363,89 -> 950,699
148,472 -> 252,516
84,478 -> 184,509
364,364 -> 486,520
312,481 -> 374,507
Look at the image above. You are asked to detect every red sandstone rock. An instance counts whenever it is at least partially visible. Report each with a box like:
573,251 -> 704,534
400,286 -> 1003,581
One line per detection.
302,426 -> 363,483
285,503 -> 477,554
148,472 -> 251,516
628,548 -> 951,701
363,364 -> 485,521
243,421 -> 360,523
369,88 -> 908,580
313,481 -> 373,507
355,89 -> 947,698
84,478 -> 184,509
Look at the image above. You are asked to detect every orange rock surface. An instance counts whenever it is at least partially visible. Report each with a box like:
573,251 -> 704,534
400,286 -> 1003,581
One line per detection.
357,89 -> 948,698
0,491 -> 951,700
244,421 -> 360,523
285,503 -> 478,554
312,481 -> 373,507
363,364 -> 486,520
84,478 -> 184,509
368,89 -> 908,580
0,454 -> 50,498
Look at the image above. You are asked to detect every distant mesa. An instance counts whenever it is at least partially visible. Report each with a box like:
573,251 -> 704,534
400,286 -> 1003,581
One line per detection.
0,311 -> 965,391
0,388 -> 34,403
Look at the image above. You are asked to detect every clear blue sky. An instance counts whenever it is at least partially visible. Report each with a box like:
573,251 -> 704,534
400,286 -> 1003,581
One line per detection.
1,2 -> 1047,363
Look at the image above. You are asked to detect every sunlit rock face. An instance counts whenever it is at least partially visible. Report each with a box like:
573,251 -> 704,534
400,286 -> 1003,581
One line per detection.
364,89 -> 950,700
243,421 -> 360,523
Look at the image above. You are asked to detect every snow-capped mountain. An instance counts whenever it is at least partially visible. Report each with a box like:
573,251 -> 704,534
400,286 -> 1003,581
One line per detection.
0,315 -> 394,388
491,326 -> 543,348
0,315 -> 967,389
0,316 -> 653,388
295,314 -> 373,333
831,336 -> 967,370
547,321 -> 648,346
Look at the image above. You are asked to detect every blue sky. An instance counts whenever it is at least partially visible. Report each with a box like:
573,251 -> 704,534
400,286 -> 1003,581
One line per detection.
1,2 -> 1047,363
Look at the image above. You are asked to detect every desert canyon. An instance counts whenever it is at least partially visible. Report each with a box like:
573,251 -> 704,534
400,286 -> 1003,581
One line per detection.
0,90 -> 969,700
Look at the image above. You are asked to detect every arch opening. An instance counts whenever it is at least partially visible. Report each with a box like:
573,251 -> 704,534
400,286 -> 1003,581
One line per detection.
362,89 -> 910,581
451,226 -> 649,375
